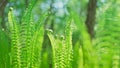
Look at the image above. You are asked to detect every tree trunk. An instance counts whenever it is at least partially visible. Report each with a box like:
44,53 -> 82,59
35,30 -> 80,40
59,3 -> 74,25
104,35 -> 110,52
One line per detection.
85,0 -> 97,38
0,0 -> 8,29
25,0 -> 28,8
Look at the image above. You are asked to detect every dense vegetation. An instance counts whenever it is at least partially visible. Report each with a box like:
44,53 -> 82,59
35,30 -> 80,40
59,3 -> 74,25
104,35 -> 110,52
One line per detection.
0,0 -> 120,68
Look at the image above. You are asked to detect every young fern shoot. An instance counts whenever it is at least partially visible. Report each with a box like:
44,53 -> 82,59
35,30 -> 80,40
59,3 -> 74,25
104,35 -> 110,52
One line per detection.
48,19 -> 73,68
8,7 -> 21,68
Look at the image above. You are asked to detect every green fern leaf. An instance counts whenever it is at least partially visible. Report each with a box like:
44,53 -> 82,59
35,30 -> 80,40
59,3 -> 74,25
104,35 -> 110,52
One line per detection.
8,8 -> 21,68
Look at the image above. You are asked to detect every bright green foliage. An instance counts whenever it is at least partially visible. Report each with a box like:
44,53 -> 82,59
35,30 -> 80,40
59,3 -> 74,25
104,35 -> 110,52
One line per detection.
94,1 -> 120,68
112,48 -> 120,68
20,0 -> 36,67
94,2 -> 120,68
72,42 -> 83,68
7,0 -> 46,68
48,19 -> 73,68
69,10 -> 98,68
1,0 -> 120,68
8,8 -> 21,68
0,28 -> 10,68
41,50 -> 50,68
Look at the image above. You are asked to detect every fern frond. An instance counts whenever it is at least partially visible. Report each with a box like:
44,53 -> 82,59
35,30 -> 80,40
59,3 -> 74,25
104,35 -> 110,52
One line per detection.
69,10 -> 99,68
95,3 -> 120,68
28,6 -> 47,68
47,30 -> 57,68
30,25 -> 44,68
8,7 -> 21,68
64,20 -> 73,68
48,19 -> 73,68
20,1 -> 37,67
111,44 -> 120,68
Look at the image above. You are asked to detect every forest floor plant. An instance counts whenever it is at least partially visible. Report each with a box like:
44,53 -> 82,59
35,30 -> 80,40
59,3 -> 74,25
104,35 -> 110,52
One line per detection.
8,0 -> 47,67
47,18 -> 73,68
0,0 -> 120,68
